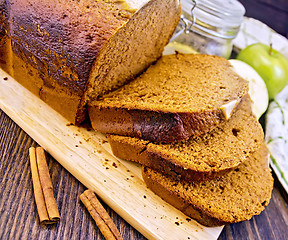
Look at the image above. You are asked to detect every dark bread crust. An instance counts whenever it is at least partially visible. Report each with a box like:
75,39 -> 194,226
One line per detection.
0,0 -> 8,35
10,44 -> 83,122
10,0 -> 134,96
142,143 -> 274,227
89,106 -> 224,142
0,0 -> 9,71
0,35 -> 10,72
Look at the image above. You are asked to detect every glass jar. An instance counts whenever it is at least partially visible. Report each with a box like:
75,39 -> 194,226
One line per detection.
171,0 -> 245,59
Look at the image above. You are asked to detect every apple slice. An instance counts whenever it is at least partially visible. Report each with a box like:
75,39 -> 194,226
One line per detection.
229,59 -> 269,119
163,42 -> 198,55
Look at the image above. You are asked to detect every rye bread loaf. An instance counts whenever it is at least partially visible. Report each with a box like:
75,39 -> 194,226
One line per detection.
1,0 -> 181,124
142,143 -> 274,227
107,95 -> 264,181
88,53 -> 249,142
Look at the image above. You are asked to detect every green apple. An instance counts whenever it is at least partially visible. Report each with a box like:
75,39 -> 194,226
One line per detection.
237,43 -> 288,100
229,59 -> 269,119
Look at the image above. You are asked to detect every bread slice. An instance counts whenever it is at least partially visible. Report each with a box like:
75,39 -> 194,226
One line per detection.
142,143 -> 273,227
88,53 -> 249,142
4,0 -> 181,124
108,95 -> 264,181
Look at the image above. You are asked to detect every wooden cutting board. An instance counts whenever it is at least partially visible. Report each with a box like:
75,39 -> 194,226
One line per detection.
0,68 -> 223,240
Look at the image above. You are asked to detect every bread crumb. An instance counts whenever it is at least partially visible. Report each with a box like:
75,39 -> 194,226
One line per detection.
3,77 -> 8,81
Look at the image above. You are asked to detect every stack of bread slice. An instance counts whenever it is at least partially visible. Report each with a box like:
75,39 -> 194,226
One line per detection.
88,53 -> 274,227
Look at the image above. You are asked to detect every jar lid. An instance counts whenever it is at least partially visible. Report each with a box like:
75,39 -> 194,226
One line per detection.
181,0 -> 245,38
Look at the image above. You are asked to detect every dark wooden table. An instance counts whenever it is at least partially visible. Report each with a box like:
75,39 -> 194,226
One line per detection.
1,109 -> 288,240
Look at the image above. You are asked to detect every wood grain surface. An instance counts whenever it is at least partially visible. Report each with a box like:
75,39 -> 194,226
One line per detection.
1,109 -> 288,240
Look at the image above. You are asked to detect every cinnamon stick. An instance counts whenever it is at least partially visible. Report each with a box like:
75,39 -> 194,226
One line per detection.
80,189 -> 123,240
29,147 -> 49,223
29,147 -> 60,224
